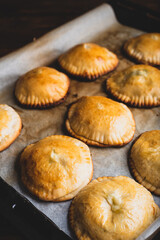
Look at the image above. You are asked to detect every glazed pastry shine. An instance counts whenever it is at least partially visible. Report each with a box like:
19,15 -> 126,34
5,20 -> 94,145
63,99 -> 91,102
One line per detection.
124,33 -> 160,65
0,104 -> 22,151
15,67 -> 70,107
106,65 -> 160,107
20,135 -> 93,201
66,96 -> 135,146
69,176 -> 160,240
58,43 -> 118,79
129,130 -> 160,195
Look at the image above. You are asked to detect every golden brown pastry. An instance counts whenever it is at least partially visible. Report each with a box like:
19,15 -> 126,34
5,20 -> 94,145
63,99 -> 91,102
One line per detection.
15,67 -> 70,108
69,176 -> 160,240
124,33 -> 160,65
0,104 -> 22,152
58,43 -> 118,80
20,135 -> 93,201
106,65 -> 160,107
66,96 -> 135,147
129,130 -> 160,195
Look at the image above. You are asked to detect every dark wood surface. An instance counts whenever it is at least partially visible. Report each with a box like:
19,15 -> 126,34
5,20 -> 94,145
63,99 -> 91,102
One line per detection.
0,0 -> 159,239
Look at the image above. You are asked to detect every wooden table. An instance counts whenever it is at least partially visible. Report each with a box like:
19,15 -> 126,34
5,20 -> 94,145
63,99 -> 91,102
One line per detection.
0,0 -> 159,239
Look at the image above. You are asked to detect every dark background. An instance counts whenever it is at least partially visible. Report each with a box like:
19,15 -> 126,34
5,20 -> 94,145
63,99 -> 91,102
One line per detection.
0,0 -> 160,239
0,0 -> 160,58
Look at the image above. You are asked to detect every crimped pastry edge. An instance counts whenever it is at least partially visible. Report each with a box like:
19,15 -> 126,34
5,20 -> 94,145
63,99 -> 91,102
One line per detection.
15,90 -> 69,109
66,98 -> 135,147
58,53 -> 119,80
128,136 -> 160,197
15,71 -> 70,109
20,135 -> 93,201
106,81 -> 160,108
66,119 -> 135,147
124,40 -> 160,66
21,169 -> 93,202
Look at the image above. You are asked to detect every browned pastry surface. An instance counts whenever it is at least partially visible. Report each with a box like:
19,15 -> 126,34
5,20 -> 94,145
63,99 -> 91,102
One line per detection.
58,43 -> 118,80
0,104 -> 22,152
124,33 -> 160,65
15,66 -> 70,108
20,135 -> 93,201
66,96 -> 135,146
69,176 -> 160,240
129,130 -> 160,195
106,64 -> 160,107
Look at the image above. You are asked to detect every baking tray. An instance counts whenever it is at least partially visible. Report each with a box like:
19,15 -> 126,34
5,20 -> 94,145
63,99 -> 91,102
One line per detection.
0,3 -> 159,239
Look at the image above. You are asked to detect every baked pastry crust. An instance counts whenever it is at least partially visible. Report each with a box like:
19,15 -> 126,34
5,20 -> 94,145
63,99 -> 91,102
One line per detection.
129,130 -> 160,195
20,135 -> 93,201
15,67 -> 70,108
106,65 -> 160,107
124,33 -> 160,65
58,43 -> 118,80
69,176 -> 160,240
66,96 -> 135,146
0,104 -> 22,151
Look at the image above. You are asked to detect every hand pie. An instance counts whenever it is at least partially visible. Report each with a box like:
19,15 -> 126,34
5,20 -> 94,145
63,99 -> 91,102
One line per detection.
58,43 -> 118,80
20,135 -> 93,201
124,33 -> 160,65
106,65 -> 160,107
15,67 -> 70,108
69,176 -> 160,240
66,96 -> 135,147
129,130 -> 160,195
0,104 -> 22,152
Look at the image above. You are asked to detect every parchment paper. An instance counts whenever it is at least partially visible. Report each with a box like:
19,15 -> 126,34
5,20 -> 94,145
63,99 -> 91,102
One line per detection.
0,4 -> 159,239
